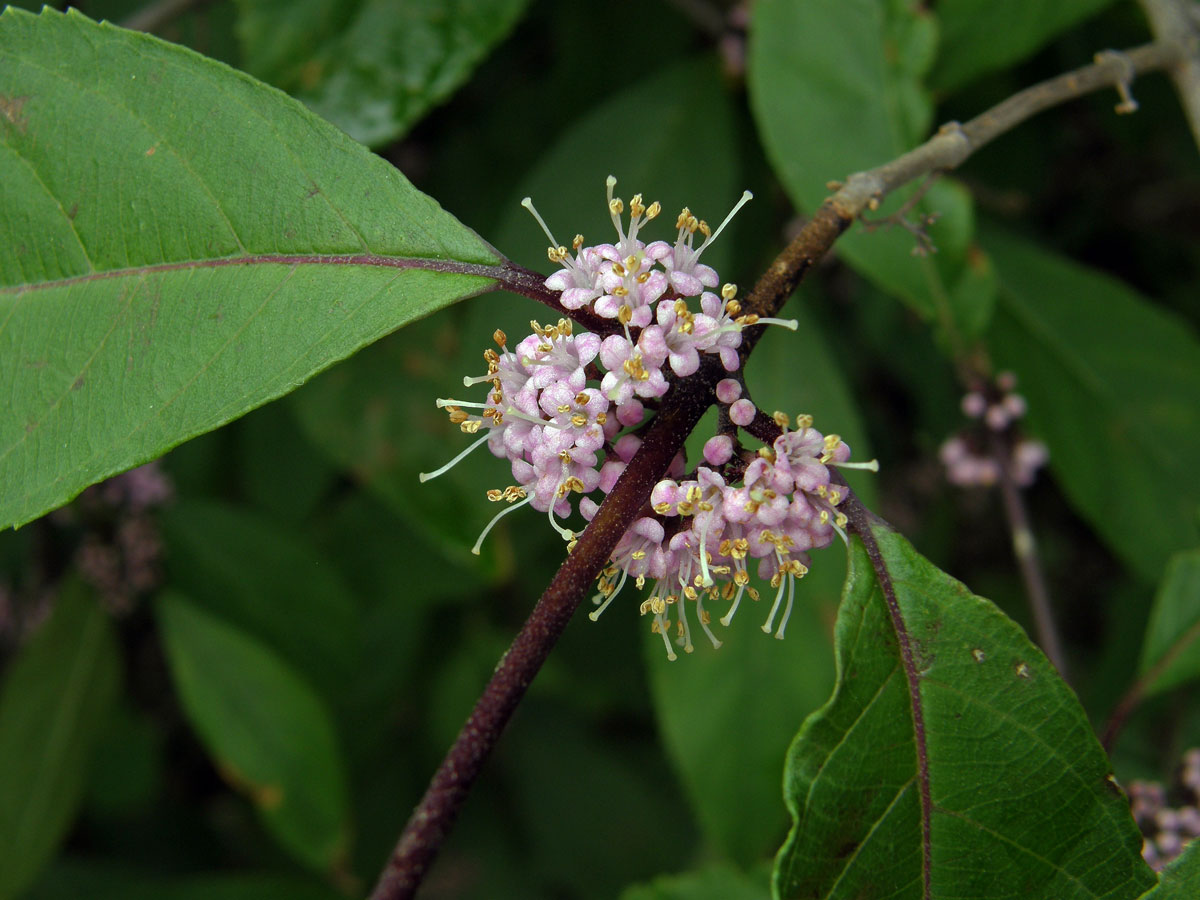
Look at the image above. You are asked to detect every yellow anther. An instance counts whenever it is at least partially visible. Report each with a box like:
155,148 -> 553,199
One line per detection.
796,414 -> 814,429
773,411 -> 790,429
460,420 -> 482,434
646,201 -> 661,219
653,501 -> 672,515
618,305 -> 633,325
613,285 -> 629,297
573,234 -> 585,249
571,413 -> 587,427
683,586 -> 698,601
698,220 -> 711,237
725,299 -> 741,316
486,489 -> 503,501
610,197 -> 624,215
596,412 -> 607,425
557,403 -> 571,414
721,283 -> 737,300
493,329 -> 507,347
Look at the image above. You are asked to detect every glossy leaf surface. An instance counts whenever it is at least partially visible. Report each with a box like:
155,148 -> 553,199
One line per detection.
774,520 -> 1154,899
0,8 -> 500,530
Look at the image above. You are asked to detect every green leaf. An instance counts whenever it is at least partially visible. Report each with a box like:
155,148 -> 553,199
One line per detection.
0,584 -> 121,900
0,7 -> 501,531
235,0 -> 531,147
774,520 -> 1155,900
748,0 -> 995,337
1138,841 -> 1200,899
1137,549 -> 1200,697
620,864 -> 769,900
930,0 -> 1121,92
156,591 -> 350,871
160,499 -> 360,702
985,226 -> 1200,583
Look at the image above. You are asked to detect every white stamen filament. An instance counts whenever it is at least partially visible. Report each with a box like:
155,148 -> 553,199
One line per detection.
837,459 -> 881,472
547,471 -> 576,541
521,197 -> 560,248
677,585 -> 695,654
762,572 -> 788,635
754,316 -> 799,331
656,610 -> 678,661
696,190 -> 753,255
774,576 -> 796,640
419,433 -> 491,483
589,568 -> 628,622
697,596 -> 723,649
696,519 -> 714,587
471,492 -> 533,554
720,580 -> 746,627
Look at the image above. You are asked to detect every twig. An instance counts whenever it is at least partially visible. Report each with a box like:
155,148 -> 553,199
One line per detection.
370,35 -> 1192,899
120,0 -> 207,33
1139,0 -> 1200,151
987,431 -> 1068,679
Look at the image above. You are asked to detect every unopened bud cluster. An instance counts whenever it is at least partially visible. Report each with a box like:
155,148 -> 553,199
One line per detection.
1128,748 -> 1200,870
940,372 -> 1048,488
422,179 -> 874,658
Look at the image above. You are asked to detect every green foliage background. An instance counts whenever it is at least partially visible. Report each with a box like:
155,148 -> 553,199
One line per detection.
1,0 -> 1199,898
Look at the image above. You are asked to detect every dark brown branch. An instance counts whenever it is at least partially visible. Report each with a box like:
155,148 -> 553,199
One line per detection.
367,359 -> 718,900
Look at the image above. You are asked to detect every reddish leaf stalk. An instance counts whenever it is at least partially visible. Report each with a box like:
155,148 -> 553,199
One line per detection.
844,498 -> 933,900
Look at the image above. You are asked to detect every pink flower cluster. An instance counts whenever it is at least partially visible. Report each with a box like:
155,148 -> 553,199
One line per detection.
421,179 -> 871,658
578,412 -> 856,660
940,372 -> 1048,488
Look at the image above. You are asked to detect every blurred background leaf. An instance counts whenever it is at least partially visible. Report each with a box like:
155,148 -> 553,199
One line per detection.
984,226 -> 1200,584
747,0 -> 997,343
929,0 -> 1121,92
234,0 -> 530,147
0,585 -> 120,900
1137,550 -> 1200,698
157,592 -> 351,872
